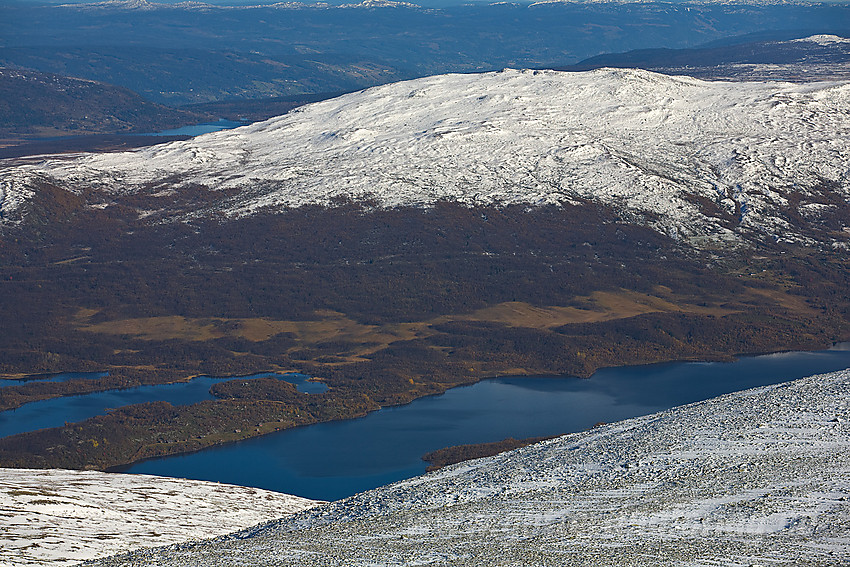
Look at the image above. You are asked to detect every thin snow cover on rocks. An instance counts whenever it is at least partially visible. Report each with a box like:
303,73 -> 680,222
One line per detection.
89,369 -> 850,566
6,68 -> 850,245
0,469 -> 319,566
793,34 -> 850,46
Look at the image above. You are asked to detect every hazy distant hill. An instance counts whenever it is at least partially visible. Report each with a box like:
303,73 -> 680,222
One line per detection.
0,68 -> 206,138
0,46 -> 409,106
2,1 -> 848,104
560,33 -> 850,82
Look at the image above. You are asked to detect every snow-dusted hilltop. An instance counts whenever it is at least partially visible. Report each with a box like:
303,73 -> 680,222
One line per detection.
90,368 -> 850,566
793,34 -> 850,46
5,68 -> 850,247
0,469 -> 319,566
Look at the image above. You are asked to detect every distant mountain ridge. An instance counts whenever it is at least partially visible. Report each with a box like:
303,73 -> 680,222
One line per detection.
0,67 -> 206,138
5,68 -> 849,251
561,33 -> 850,81
51,0 -> 839,8
57,0 -> 424,10
4,0 -> 848,104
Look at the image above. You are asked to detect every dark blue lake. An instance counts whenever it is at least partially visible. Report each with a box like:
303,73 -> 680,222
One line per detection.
120,343 -> 850,502
0,373 -> 324,439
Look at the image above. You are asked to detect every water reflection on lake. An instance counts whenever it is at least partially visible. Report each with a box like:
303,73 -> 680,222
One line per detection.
122,343 -> 850,501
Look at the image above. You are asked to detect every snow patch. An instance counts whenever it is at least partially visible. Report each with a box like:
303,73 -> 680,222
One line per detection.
792,34 -> 850,46
0,469 -> 320,566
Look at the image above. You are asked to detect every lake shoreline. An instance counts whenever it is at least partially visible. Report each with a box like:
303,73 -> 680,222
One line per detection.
117,341 -> 850,501
1,336 -> 847,480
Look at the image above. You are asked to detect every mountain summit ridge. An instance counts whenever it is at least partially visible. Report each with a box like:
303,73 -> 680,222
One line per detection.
4,68 -> 850,248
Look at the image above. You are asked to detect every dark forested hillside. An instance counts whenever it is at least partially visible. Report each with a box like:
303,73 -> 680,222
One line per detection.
0,185 -> 846,470
0,68 -> 206,139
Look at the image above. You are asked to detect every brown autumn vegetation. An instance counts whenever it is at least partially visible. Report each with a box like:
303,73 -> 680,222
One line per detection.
0,182 -> 847,470
422,436 -> 559,472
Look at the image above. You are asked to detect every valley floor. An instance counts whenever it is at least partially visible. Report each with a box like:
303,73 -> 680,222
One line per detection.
88,368 -> 850,567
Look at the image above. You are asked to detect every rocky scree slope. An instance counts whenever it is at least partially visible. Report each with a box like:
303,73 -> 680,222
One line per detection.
3,68 -> 850,249
88,368 -> 850,566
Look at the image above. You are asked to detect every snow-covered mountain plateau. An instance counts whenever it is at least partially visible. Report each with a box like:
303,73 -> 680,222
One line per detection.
3,68 -> 850,249
88,368 -> 850,566
0,469 -> 319,566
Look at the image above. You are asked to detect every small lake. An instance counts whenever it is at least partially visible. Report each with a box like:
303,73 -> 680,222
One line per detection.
0,371 -> 108,388
120,343 -> 850,502
0,373 -> 324,439
139,119 -> 246,137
